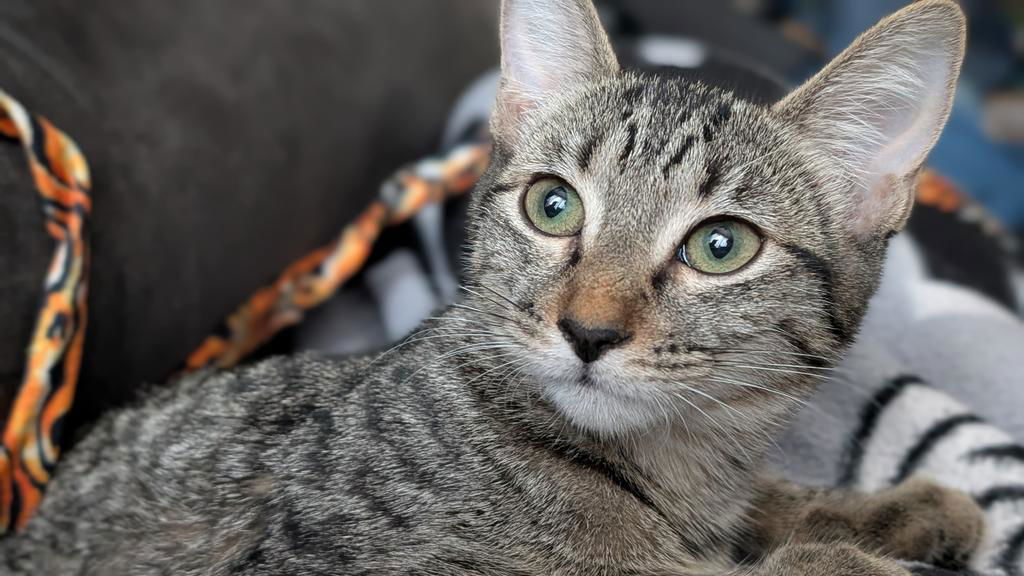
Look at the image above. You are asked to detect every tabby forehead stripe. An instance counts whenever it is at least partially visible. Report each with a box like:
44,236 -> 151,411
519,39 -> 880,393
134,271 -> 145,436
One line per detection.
619,123 -> 638,171
697,160 -> 724,199
661,135 -> 695,178
577,129 -> 605,172
701,101 -> 733,143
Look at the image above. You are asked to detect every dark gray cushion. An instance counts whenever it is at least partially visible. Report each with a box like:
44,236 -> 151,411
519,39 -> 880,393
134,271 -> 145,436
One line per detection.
0,0 -> 497,438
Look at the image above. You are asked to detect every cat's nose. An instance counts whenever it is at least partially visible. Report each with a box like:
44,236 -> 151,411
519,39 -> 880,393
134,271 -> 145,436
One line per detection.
557,317 -> 632,363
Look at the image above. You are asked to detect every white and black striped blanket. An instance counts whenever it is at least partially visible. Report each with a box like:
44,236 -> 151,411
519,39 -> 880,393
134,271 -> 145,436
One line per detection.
779,235 -> 1024,576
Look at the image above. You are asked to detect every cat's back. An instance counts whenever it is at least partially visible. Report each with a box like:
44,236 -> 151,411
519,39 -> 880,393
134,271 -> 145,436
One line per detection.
1,351 -> 483,574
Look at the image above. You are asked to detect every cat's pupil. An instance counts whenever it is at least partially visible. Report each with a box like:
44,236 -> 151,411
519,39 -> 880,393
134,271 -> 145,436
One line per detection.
544,188 -> 568,218
707,227 -> 734,259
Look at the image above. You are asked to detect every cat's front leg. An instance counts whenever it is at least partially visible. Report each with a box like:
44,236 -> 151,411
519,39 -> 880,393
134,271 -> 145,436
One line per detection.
745,477 -> 985,571
746,543 -> 911,576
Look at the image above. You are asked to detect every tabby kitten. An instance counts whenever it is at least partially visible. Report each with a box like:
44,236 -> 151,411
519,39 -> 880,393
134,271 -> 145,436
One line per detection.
2,0 -> 982,574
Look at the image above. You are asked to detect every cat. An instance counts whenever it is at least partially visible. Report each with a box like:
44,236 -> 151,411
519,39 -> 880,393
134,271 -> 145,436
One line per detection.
1,0 -> 983,574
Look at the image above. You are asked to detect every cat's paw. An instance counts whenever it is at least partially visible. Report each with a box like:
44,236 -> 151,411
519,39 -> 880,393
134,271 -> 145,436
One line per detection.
757,543 -> 911,576
803,478 -> 984,570
860,478 -> 984,569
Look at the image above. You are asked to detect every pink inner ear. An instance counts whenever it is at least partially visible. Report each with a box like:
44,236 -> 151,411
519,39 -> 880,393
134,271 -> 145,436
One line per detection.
493,0 -> 620,141
850,175 -> 911,239
492,81 -> 540,143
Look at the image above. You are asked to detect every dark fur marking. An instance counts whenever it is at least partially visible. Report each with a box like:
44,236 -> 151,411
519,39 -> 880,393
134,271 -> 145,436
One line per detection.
305,408 -> 337,482
838,375 -> 922,486
557,446 -> 656,510
351,462 -> 409,530
780,244 -> 850,344
702,123 -> 715,143
280,502 -> 313,549
697,160 -> 723,199
893,414 -> 983,484
775,320 -> 827,368
413,381 -> 462,463
662,135 -> 695,178
539,439 -> 701,556
517,299 -> 537,321
231,543 -> 268,572
976,485 -> 1024,509
567,246 -> 582,269
623,85 -> 643,105
715,102 -> 733,123
701,101 -> 733,143
487,182 -> 514,197
651,266 -> 670,292
577,129 -> 604,172
619,123 -> 638,170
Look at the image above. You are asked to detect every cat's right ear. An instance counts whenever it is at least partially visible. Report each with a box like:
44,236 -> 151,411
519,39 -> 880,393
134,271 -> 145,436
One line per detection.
492,0 -> 620,143
774,0 -> 965,238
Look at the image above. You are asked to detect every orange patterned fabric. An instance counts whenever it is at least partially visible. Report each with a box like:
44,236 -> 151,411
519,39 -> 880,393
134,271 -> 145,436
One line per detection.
917,169 -> 966,213
0,90 -> 92,534
184,141 -> 491,372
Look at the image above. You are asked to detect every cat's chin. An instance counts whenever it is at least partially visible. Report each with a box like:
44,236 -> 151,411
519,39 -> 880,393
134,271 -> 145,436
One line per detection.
543,374 -> 669,438
521,340 -> 677,436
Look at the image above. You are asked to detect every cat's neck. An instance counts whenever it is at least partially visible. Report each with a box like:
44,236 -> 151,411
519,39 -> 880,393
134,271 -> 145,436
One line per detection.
611,417 -> 769,549
436,324 -> 771,555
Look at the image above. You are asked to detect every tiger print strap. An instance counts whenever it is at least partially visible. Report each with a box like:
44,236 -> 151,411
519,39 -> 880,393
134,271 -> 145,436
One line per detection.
0,90 -> 92,534
184,140 -> 491,372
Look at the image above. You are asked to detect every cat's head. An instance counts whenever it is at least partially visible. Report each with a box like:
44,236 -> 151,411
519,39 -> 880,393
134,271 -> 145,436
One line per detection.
463,0 -> 965,438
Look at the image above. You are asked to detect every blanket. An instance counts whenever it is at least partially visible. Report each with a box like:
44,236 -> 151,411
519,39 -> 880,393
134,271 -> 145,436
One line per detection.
779,234 -> 1024,576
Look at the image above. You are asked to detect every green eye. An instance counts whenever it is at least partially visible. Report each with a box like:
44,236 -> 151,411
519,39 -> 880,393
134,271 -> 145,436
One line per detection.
523,178 -> 585,237
679,219 -> 762,274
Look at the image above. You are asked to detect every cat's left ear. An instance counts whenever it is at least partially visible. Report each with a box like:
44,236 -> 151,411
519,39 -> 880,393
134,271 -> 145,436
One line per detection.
493,0 -> 620,143
775,0 -> 966,238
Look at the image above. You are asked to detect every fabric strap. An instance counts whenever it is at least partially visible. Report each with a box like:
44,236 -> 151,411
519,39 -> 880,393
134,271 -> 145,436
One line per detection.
0,90 -> 92,533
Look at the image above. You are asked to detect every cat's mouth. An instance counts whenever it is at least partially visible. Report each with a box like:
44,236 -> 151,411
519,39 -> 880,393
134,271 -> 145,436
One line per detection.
567,364 -> 644,401
576,367 -> 595,387
542,364 -> 670,435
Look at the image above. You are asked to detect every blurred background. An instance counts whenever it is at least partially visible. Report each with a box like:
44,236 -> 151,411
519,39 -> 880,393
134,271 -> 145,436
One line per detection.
690,0 -> 1024,229
0,0 -> 1021,443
